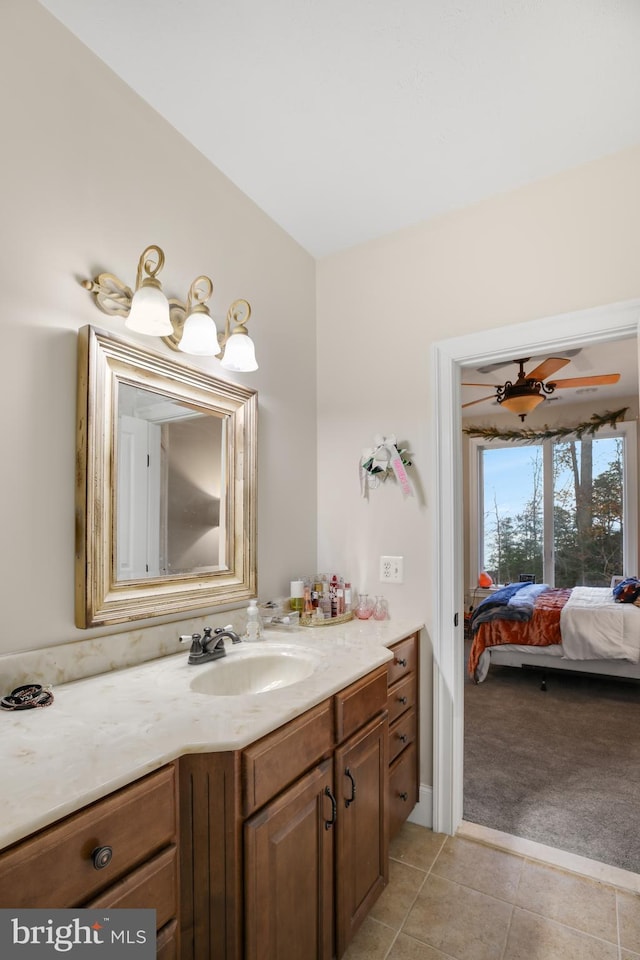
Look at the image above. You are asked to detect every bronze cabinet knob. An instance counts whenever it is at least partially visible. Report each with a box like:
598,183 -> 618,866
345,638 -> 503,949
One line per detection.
91,845 -> 113,870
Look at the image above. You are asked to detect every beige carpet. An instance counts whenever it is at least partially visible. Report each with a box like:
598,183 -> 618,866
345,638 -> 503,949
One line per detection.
464,647 -> 640,874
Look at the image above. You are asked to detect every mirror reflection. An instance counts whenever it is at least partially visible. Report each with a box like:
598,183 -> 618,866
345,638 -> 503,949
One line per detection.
116,384 -> 226,580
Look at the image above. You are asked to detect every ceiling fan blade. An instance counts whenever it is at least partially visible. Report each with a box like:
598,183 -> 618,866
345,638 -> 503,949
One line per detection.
526,357 -> 571,381
461,381 -> 499,387
474,348 -> 582,376
474,359 -> 523,375
550,374 -> 621,389
462,395 -> 496,409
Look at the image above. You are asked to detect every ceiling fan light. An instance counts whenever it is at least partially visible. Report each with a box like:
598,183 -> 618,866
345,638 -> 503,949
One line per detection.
499,392 -> 545,419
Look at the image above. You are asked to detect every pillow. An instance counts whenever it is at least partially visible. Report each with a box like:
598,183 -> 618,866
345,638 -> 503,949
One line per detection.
612,577 -> 640,603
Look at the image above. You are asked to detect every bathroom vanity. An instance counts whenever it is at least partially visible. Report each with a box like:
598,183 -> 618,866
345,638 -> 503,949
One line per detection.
0,620 -> 422,959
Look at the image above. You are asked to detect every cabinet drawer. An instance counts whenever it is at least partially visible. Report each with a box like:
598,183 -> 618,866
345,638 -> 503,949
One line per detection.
84,845 -> 177,929
243,699 -> 333,816
388,743 -> 417,840
388,709 -> 417,765
335,666 -> 387,743
387,634 -> 418,687
0,765 -> 176,909
387,673 -> 416,725
157,919 -> 178,960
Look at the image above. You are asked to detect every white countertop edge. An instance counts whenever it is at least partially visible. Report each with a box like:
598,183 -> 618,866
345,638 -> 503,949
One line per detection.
1,618 -> 423,851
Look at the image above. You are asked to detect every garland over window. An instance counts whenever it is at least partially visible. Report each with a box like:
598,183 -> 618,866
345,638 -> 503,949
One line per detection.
463,407 -> 629,443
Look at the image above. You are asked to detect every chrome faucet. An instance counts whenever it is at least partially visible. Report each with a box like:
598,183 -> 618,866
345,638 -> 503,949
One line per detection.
179,625 -> 242,665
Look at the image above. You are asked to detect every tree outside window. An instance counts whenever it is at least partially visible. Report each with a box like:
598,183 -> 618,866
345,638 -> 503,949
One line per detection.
481,435 -> 624,588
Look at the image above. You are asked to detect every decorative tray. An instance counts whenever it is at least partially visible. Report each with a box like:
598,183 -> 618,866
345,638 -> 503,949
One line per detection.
299,610 -> 355,628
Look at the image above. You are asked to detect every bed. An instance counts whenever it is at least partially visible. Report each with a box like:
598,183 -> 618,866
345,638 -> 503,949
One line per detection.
468,581 -> 640,684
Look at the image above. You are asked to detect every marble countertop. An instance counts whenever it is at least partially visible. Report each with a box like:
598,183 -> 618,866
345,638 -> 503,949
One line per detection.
1,617 -> 422,851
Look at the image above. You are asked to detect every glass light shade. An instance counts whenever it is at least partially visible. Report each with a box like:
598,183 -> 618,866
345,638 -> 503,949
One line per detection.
178,310 -> 219,355
125,282 -> 172,336
220,332 -> 258,372
500,392 -> 544,417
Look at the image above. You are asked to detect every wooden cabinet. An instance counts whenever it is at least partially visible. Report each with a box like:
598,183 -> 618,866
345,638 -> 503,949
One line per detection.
178,751 -> 243,960
242,699 -> 334,817
180,663 -> 389,960
243,664 -> 388,960
387,633 -> 420,838
334,712 -> 388,957
0,633 -> 419,960
244,759 -> 335,960
0,764 -> 180,954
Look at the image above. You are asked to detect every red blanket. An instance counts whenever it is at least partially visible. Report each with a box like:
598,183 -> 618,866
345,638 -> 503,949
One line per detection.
468,588 -> 571,679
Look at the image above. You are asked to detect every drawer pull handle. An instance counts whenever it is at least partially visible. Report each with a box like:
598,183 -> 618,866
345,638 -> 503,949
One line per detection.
324,786 -> 337,830
91,845 -> 113,870
398,733 -> 408,744
395,657 -> 407,667
399,792 -> 409,802
344,768 -> 356,808
398,696 -> 408,705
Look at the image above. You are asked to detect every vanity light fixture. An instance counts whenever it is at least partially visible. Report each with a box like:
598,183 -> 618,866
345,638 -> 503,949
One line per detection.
125,245 -> 172,336
81,244 -> 258,371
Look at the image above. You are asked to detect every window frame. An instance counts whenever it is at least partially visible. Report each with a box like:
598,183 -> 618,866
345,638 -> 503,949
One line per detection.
468,420 -> 638,588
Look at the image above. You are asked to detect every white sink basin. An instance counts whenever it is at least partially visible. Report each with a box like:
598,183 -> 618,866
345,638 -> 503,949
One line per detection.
189,645 -> 318,696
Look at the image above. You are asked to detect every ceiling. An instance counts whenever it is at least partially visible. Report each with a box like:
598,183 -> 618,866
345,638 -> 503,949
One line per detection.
461,337 -> 638,418
39,0 -> 640,258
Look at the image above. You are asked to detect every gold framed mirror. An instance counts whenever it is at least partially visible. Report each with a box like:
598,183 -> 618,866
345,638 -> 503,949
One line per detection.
75,325 -> 257,627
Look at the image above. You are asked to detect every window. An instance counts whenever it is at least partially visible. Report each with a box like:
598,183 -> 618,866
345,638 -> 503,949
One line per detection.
468,423 -> 637,588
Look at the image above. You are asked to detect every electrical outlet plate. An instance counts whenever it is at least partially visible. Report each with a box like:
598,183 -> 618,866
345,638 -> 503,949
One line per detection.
380,556 -> 403,583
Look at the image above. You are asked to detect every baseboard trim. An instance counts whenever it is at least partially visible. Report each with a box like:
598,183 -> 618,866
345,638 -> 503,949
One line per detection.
406,783 -> 432,829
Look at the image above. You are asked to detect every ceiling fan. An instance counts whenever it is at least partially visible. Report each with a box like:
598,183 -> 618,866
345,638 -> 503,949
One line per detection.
462,356 -> 621,422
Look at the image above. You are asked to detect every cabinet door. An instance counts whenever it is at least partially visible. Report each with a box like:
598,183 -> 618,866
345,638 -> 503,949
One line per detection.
334,713 -> 388,958
244,759 -> 335,960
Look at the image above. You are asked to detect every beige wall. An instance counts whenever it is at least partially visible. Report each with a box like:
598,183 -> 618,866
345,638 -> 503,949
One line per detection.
4,0 -> 640,799
316,145 -> 640,788
0,0 -> 317,655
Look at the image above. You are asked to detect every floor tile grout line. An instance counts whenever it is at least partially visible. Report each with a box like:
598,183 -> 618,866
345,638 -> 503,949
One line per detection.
384,836 -> 456,960
429,841 -> 622,946
382,834 -> 448,958
615,890 -> 622,960
384,826 -> 636,960
497,852 -> 525,960
514,905 -> 623,951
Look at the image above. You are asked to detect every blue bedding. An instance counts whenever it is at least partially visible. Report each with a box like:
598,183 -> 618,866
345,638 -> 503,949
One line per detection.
471,582 -> 549,633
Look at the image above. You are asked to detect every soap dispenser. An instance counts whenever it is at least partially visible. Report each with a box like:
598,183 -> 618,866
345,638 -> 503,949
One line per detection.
244,599 -> 264,641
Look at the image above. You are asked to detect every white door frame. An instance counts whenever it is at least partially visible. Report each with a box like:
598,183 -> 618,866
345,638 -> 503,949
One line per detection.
430,298 -> 640,836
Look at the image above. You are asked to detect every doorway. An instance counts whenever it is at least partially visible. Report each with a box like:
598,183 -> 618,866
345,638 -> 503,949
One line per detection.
430,298 -> 640,837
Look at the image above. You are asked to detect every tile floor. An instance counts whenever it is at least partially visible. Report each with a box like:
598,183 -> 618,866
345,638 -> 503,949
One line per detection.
343,823 -> 640,960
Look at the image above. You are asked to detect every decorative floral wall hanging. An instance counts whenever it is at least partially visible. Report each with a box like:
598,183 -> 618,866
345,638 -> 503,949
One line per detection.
463,407 -> 629,443
360,435 -> 413,497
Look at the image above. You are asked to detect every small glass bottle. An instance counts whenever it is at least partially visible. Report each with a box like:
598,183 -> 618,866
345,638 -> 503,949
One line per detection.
344,582 -> 352,613
330,574 -> 339,618
290,579 -> 304,613
355,594 -> 374,620
336,578 -> 345,615
320,582 -> 331,618
244,598 -> 264,641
